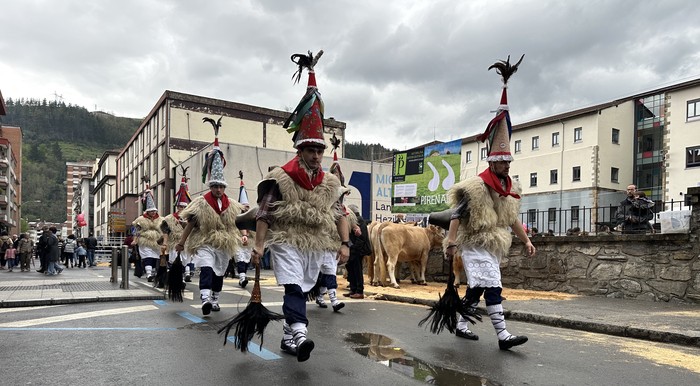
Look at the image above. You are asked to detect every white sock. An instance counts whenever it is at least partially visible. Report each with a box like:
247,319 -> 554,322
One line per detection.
328,288 -> 340,306
185,266 -> 191,276
487,304 -> 513,341
145,265 -> 153,277
456,314 -> 472,332
290,322 -> 308,345
200,289 -> 211,304
211,291 -> 220,305
282,323 -> 296,347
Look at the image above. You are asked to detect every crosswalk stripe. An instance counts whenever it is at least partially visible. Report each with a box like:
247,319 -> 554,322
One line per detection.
0,305 -> 63,314
226,337 -> 281,360
0,305 -> 158,328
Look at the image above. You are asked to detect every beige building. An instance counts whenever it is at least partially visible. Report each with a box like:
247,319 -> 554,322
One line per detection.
456,77 -> 700,233
92,150 -> 119,241
113,91 -> 347,233
65,161 -> 94,235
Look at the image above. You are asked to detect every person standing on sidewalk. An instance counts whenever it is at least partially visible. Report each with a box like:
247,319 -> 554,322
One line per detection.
251,51 -> 350,362
63,235 -> 76,268
45,227 -> 64,276
4,242 -> 16,272
175,117 -> 245,316
84,232 -> 98,267
443,55 -> 535,351
133,184 -> 163,282
18,234 -> 33,272
344,204 -> 370,299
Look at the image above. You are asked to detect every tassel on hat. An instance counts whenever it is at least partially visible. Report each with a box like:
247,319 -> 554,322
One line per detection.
328,132 -> 345,186
476,54 -> 524,162
202,116 -> 227,187
283,50 -> 327,149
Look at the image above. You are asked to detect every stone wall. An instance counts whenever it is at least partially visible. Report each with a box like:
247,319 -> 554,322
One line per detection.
418,199 -> 700,304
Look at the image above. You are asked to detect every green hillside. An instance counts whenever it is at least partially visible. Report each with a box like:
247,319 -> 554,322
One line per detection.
2,98 -> 140,225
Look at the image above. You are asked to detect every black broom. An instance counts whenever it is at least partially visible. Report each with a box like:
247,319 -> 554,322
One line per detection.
167,252 -> 185,302
418,253 -> 481,334
304,273 -> 323,302
218,261 -> 284,352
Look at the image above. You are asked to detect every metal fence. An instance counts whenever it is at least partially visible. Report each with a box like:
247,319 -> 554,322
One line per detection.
519,200 -> 688,236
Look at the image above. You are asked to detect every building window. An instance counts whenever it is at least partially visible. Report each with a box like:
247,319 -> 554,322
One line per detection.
514,140 -> 521,154
572,166 -> 581,181
574,127 -> 582,142
532,136 -> 539,150
686,146 -> 700,168
466,151 -> 472,163
548,207 -> 557,223
530,172 -> 537,187
550,169 -> 558,184
612,128 -> 620,144
527,209 -> 537,224
552,132 -> 559,146
611,167 -> 619,183
688,98 -> 700,121
571,206 -> 580,221
480,147 -> 487,160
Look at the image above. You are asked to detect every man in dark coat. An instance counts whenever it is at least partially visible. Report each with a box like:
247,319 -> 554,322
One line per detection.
344,205 -> 370,299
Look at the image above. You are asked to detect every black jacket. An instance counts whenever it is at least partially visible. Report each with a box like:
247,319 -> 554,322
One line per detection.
349,214 -> 371,259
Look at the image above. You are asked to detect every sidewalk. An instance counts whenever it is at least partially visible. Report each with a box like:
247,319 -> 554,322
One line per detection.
0,263 -> 163,307
1,264 -> 698,348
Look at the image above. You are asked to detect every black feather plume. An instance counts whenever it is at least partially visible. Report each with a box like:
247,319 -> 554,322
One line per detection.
330,133 -> 341,153
202,116 -> 223,137
290,50 -> 324,84
488,54 -> 525,85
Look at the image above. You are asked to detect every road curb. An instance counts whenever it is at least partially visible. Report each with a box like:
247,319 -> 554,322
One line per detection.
0,295 -> 165,308
370,292 -> 700,348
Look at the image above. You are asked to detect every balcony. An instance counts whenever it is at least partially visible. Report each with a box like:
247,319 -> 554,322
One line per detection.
0,175 -> 7,187
0,191 -> 7,205
0,155 -> 8,168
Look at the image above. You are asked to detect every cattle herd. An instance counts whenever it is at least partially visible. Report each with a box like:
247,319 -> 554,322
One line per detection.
363,220 -> 447,289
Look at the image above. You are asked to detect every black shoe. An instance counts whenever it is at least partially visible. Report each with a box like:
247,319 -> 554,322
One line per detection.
315,299 -> 328,309
455,329 -> 479,340
342,292 -> 355,297
498,335 -> 528,350
36,269 -> 44,273
239,278 -> 248,288
184,275 -> 192,282
296,339 -> 315,362
280,340 -> 297,356
332,302 -> 345,312
147,276 -> 154,282
202,302 -> 212,316
211,303 -> 220,312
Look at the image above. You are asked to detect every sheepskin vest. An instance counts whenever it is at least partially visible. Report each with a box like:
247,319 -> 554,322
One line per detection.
266,165 -> 341,252
160,214 -> 186,251
132,215 -> 164,252
179,195 -> 243,256
448,176 -> 521,261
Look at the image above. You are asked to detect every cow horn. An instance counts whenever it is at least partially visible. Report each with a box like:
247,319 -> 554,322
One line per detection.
428,209 -> 455,230
236,206 -> 259,232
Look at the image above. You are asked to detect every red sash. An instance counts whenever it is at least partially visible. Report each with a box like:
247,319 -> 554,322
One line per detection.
281,156 -> 324,190
478,168 -> 520,199
204,191 -> 230,214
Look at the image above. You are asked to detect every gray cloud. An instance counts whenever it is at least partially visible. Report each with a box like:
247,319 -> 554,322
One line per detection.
1,0 -> 698,149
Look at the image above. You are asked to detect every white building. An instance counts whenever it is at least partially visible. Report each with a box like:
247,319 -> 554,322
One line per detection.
92,150 -> 119,242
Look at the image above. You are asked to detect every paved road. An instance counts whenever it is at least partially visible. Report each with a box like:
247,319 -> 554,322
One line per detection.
1,272 -> 699,385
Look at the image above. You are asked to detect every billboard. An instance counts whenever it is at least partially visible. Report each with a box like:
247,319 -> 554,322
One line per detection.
392,139 -> 462,214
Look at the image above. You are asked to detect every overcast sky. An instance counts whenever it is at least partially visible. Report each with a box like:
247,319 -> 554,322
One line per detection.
1,0 -> 699,150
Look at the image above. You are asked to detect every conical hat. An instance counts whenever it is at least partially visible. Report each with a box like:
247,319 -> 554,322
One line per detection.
283,51 -> 327,149
202,117 -> 228,187
238,180 -> 249,206
174,172 -> 191,207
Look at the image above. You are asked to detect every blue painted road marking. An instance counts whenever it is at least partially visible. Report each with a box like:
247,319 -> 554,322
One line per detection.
154,300 -> 168,306
227,337 -> 281,360
177,311 -> 206,324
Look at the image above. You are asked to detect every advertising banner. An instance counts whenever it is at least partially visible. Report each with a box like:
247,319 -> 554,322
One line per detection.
392,139 -> 462,214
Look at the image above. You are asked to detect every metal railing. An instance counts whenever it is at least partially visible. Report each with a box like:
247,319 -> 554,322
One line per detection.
520,200 -> 688,236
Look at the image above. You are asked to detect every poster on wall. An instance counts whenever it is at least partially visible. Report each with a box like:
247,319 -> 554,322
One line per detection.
392,139 -> 462,214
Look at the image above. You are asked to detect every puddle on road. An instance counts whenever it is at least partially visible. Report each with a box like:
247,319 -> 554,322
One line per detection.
345,332 -> 499,385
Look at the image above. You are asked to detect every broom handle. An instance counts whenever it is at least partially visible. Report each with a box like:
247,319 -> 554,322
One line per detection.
250,259 -> 262,303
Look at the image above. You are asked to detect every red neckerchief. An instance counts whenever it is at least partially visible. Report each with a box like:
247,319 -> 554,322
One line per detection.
173,212 -> 180,220
144,211 -> 160,220
204,191 -> 229,214
479,168 -> 520,199
281,156 -> 324,190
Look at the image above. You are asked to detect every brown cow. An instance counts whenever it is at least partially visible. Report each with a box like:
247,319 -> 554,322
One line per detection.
379,224 -> 444,289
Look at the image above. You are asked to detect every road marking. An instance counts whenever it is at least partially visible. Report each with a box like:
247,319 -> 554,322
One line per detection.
0,305 -> 158,328
154,300 -> 168,306
177,311 -> 207,323
0,305 -> 63,314
227,337 -> 281,360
